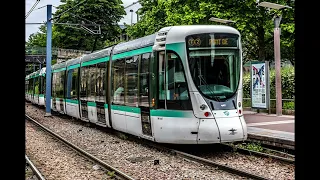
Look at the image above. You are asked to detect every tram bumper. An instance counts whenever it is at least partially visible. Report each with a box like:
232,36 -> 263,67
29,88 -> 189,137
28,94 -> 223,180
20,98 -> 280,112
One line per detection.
197,116 -> 247,144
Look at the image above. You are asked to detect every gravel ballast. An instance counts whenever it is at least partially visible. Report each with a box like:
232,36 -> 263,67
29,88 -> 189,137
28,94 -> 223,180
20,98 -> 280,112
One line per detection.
26,121 -> 113,180
26,103 -> 294,179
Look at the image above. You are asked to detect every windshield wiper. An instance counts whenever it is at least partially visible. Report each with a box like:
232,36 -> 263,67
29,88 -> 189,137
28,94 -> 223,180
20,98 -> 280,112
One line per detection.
198,75 -> 220,102
214,96 -> 221,102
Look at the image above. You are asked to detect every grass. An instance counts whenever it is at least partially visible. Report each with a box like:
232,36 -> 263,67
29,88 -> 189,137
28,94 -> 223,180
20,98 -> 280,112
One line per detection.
107,171 -> 115,178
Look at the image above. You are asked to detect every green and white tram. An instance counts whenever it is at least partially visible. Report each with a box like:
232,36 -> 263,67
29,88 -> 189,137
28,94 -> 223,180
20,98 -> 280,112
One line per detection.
26,25 -> 247,144
25,68 -> 46,105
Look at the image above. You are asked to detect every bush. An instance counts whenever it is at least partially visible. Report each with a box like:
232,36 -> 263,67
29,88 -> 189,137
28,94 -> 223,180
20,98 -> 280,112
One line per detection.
243,66 -> 294,109
283,101 -> 294,110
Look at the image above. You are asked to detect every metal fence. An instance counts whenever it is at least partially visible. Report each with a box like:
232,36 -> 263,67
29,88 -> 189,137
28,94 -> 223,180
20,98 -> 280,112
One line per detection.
243,98 -> 294,110
243,98 -> 294,102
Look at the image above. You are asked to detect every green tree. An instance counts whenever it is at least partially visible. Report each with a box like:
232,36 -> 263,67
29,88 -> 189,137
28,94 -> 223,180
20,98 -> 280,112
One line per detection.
126,0 -> 294,65
26,25 -> 60,48
126,0 -> 167,38
54,0 -> 125,51
26,0 -> 126,52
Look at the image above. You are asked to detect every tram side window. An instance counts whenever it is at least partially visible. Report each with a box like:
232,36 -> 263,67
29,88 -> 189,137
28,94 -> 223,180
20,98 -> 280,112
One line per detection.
139,53 -> 150,107
87,64 -> 97,102
25,80 -> 28,93
29,78 -> 33,94
52,73 -> 56,98
125,56 -> 139,107
59,71 -> 65,99
56,72 -> 61,98
66,68 -> 79,99
159,52 -> 166,101
112,58 -> 125,105
40,76 -> 45,95
54,72 -> 59,98
96,62 -> 106,103
80,67 -> 89,101
35,76 -> 39,95
55,72 -> 62,99
32,77 -> 34,94
54,72 -> 60,98
42,75 -> 46,95
160,52 -> 192,110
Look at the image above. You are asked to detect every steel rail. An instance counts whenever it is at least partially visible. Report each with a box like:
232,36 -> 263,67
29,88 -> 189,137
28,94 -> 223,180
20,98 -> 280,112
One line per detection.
26,115 -> 135,180
25,111 -> 277,180
144,143 -> 270,180
169,149 -> 270,180
25,155 -> 46,180
221,143 -> 295,164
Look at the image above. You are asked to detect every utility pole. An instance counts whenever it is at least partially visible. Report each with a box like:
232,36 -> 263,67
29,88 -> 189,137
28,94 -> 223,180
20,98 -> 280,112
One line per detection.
257,2 -> 292,116
45,4 -> 52,117
274,15 -> 282,116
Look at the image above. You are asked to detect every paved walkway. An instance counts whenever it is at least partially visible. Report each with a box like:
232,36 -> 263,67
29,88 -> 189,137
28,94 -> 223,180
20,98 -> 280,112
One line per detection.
243,111 -> 295,149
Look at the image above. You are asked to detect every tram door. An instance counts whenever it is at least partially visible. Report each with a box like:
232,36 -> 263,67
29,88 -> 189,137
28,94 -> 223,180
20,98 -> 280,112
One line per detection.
139,52 -> 156,137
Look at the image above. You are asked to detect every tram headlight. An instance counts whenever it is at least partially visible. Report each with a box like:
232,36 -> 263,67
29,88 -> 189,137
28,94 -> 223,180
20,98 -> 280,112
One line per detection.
200,104 -> 206,110
238,102 -> 241,108
152,98 -> 155,107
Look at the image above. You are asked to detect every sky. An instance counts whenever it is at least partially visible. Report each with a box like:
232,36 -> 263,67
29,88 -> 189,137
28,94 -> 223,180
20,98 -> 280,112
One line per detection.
25,0 -> 141,41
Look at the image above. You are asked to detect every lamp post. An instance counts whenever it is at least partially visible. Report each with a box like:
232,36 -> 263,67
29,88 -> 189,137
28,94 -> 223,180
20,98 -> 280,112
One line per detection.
257,1 -> 292,116
130,9 -> 133,25
209,17 -> 235,24
136,10 -> 139,22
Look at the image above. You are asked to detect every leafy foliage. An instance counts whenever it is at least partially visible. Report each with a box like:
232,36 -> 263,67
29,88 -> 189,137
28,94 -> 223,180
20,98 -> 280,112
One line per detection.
243,66 -> 294,99
243,66 -> 295,110
26,0 -> 295,65
126,0 -> 294,64
26,0 -> 126,51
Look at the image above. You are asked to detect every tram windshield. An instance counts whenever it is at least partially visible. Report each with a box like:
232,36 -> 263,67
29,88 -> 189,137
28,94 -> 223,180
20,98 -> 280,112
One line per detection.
186,33 -> 241,101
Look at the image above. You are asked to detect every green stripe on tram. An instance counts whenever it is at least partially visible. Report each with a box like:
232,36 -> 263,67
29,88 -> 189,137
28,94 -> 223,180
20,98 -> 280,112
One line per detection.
111,105 -> 141,114
52,68 -> 66,73
150,109 -> 194,118
87,102 -> 97,107
82,56 -> 109,67
113,46 -> 152,60
67,64 -> 80,70
65,99 -> 79,104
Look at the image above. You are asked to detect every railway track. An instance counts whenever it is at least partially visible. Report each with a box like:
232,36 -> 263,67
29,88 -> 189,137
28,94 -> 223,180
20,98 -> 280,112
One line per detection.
140,139 -> 294,180
221,143 -> 294,164
140,143 -> 270,180
25,155 -> 45,180
26,114 -> 272,180
26,115 -> 135,180
26,107 -> 294,179
113,129 -> 294,180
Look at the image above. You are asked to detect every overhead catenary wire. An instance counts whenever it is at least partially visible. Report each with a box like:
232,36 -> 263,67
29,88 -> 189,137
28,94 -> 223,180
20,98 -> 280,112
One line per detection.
68,12 -> 98,25
32,5 -> 47,12
51,5 -> 101,34
25,0 -> 39,18
25,0 -> 41,19
50,0 -> 85,21
124,1 -> 139,9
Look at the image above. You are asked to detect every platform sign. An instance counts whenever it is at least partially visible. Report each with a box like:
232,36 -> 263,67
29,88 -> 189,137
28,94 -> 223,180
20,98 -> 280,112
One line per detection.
250,61 -> 270,109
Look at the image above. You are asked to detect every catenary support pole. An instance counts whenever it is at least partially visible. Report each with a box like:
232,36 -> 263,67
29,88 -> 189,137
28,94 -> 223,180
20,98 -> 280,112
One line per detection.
45,4 -> 52,117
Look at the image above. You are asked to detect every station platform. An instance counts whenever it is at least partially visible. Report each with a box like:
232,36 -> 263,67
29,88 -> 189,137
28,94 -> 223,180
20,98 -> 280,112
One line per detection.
243,111 -> 295,150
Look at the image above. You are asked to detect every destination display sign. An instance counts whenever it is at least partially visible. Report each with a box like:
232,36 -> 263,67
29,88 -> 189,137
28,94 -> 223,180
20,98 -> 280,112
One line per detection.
187,33 -> 238,48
